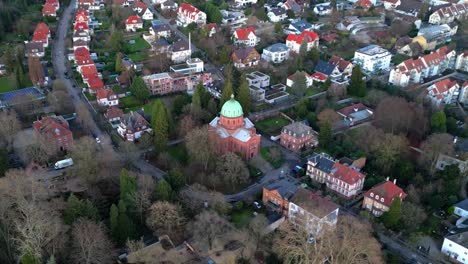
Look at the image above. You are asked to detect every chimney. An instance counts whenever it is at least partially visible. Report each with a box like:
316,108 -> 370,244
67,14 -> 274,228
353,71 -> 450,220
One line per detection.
393,179 -> 397,185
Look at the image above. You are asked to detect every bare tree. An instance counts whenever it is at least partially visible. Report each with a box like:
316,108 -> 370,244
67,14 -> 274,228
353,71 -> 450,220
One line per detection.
185,126 -> 215,171
47,90 -> 75,114
146,201 -> 186,236
248,214 -> 269,251
318,108 -> 341,127
179,184 -> 230,213
71,219 -> 114,264
419,133 -> 454,175
189,210 -> 233,251
69,137 -> 99,183
76,102 -> 94,132
0,109 -> 22,149
374,97 -> 414,134
28,57 -> 45,86
128,173 -> 154,223
216,153 -> 250,190
178,114 -> 195,137
401,202 -> 427,233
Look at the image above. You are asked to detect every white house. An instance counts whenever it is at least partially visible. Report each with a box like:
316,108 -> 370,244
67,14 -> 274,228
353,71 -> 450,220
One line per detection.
286,71 -> 313,87
285,30 -> 319,54
170,40 -> 191,63
96,89 -> 119,106
429,3 -> 468,25
383,0 -> 400,10
220,9 -> 247,28
139,8 -> 154,20
288,188 -> 339,236
161,0 -> 178,11
353,45 -> 392,73
455,199 -> 468,219
426,78 -> 460,106
177,3 -> 206,27
268,8 -> 288,22
126,16 -> 143,32
261,43 -> 290,63
286,20 -> 314,34
456,51 -> 468,73
232,27 -> 259,47
313,3 -> 332,16
441,232 -> 468,264
117,111 -> 152,141
234,0 -> 257,7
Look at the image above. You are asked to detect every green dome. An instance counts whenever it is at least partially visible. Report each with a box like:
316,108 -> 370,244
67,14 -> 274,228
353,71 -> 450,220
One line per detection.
221,95 -> 243,118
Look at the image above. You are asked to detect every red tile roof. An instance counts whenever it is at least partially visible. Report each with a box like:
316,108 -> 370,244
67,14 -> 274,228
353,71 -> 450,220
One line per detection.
33,116 -> 72,139
126,15 -> 142,25
206,23 -> 218,30
97,89 -> 116,100
337,103 -> 371,117
311,72 -> 327,81
385,0 -> 399,3
330,162 -> 365,185
355,0 -> 373,9
177,3 -> 202,20
234,27 -> 256,41
42,3 -> 56,16
365,180 -> 406,207
105,106 -> 123,120
80,64 -> 98,77
32,23 -> 50,43
87,76 -> 104,90
287,71 -> 310,81
286,30 -> 319,45
329,56 -> 351,72
431,78 -> 459,95
135,1 -> 147,8
74,22 -> 89,31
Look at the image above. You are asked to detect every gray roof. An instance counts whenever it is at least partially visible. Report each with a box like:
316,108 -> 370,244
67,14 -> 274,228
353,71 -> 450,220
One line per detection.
282,122 -> 313,138
233,47 -> 258,60
264,43 -> 289,52
122,111 -> 149,130
308,152 -> 335,173
456,199 -> 468,212
172,40 -> 189,52
270,7 -> 287,16
446,231 -> 468,248
315,60 -> 336,76
291,188 -> 339,218
152,23 -> 171,33
264,178 -> 299,200
25,42 -> 44,53
290,20 -> 312,32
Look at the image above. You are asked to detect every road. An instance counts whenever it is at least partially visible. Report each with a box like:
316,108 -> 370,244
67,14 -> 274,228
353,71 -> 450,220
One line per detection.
51,0 -> 166,180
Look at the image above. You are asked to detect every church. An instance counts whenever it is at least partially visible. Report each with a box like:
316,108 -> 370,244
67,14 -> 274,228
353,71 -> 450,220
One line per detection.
208,95 -> 261,160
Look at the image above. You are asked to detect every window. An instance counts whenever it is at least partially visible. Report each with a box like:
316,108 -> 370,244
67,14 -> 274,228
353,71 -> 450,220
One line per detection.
381,198 -> 384,203
370,193 -> 374,197
376,195 -> 379,200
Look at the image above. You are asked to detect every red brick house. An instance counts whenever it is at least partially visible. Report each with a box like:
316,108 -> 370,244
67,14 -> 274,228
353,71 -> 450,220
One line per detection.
262,178 -> 299,216
33,116 -> 74,153
362,179 -> 406,216
208,95 -> 261,160
280,122 -> 317,152
231,47 -> 260,69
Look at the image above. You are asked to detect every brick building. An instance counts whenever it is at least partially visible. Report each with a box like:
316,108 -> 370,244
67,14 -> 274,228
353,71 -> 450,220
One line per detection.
33,116 -> 74,152
362,179 -> 406,216
262,179 -> 300,216
280,122 -> 317,152
208,95 -> 261,160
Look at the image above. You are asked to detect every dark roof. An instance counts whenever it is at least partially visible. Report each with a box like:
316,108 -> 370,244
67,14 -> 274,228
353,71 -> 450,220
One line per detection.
172,40 -> 189,52
446,231 -> 468,248
122,111 -> 149,130
308,153 -> 335,173
270,7 -> 287,16
282,122 -> 313,138
456,138 -> 468,153
0,87 -> 45,107
455,199 -> 468,212
232,47 -> 258,60
395,0 -> 422,14
264,178 -> 299,200
290,189 -> 339,218
25,42 -> 44,53
290,20 -> 312,32
314,60 -> 336,76
152,23 -> 171,33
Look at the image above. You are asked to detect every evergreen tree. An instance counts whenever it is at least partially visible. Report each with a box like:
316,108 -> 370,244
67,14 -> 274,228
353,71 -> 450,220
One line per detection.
120,169 -> 137,203
192,82 -> 208,108
381,198 -> 402,229
237,74 -> 251,114
274,22 -> 282,34
172,94 -> 190,116
21,251 -> 38,264
207,98 -> 218,116
431,111 -> 447,133
155,179 -> 173,201
151,100 -> 169,152
308,47 -> 320,63
166,169 -> 186,191
220,78 -> 234,107
347,65 -> 367,97
319,122 -> 332,149
109,204 -> 119,241
130,77 -> 150,103
291,72 -> 307,97
115,52 -> 123,73
117,200 -> 135,244
205,3 -> 222,23
165,107 -> 175,138
63,194 -> 99,225
219,46 -> 229,65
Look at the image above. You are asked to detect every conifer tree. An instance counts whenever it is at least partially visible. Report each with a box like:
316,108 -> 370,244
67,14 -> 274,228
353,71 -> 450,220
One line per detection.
130,77 -> 150,103
220,78 -> 234,108
120,168 -> 137,203
348,65 -> 367,97
109,203 -> 119,240
319,121 -> 332,149
155,179 -> 173,201
237,74 -> 251,114
151,99 -> 169,152
382,197 -> 402,229
115,52 -> 123,73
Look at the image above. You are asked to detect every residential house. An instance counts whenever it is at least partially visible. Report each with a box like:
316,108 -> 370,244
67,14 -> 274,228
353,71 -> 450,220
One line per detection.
170,40 -> 191,63
429,3 -> 468,25
441,231 -> 468,264
205,23 -> 218,37
268,8 -> 288,22
280,122 -> 317,152
307,153 -> 366,198
459,82 -> 468,105
25,42 -> 45,58
362,179 -> 406,217
75,9 -> 89,24
418,23 -> 458,48
96,89 -> 119,106
33,116 -> 74,152
313,3 -> 332,16
104,106 -> 123,128
149,21 -> 172,38
176,3 -> 206,27
286,71 -> 313,87
336,103 -> 374,126
233,27 -> 259,47
86,76 -> 105,93
126,16 -> 143,32
395,37 -> 423,57
286,20 -> 314,34
234,0 -> 257,7
133,1 -> 148,13
261,43 -> 290,63
263,178 -> 300,216
389,46 -> 457,87
74,22 -> 90,33
329,56 -> 353,80
32,23 -> 50,48
384,0 -> 400,10
456,51 -> 468,72
46,0 -> 60,10
246,71 -> 270,88
394,0 -> 422,17
285,30 -> 319,54
280,0 -> 302,13
143,73 -> 173,95
314,60 -> 340,80
288,188 -> 339,236
426,78 -> 460,106
42,2 -> 57,17
231,47 -> 260,69
354,0 -> 373,10
264,84 -> 289,104
454,199 -> 468,218
139,8 -> 154,20
73,29 -> 91,42
220,10 -> 246,29
117,111 -> 152,141
160,0 -> 178,11
353,45 -> 392,73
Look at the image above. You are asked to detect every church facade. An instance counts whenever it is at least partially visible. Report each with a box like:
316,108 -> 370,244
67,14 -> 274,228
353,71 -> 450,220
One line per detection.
208,95 -> 261,160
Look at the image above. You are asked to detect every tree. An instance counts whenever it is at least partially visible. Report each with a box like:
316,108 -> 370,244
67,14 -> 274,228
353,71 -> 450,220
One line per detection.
374,97 -> 416,135
129,77 -> 150,103
189,211 -> 233,250
166,169 -> 186,191
220,78 -> 234,107
172,94 -> 191,116
110,200 -> 136,245
205,3 -> 222,23
295,98 -> 309,118
291,72 -> 308,97
0,109 -> 21,149
308,47 -> 320,63
237,74 -> 251,114
319,122 -> 332,149
69,137 -> 99,183
76,102 -> 94,132
400,202 -> 427,233
110,31 -> 124,52
419,133 -> 454,174
151,100 -> 169,152
155,179 -> 173,201
255,7 -> 268,21
381,198 -> 402,229
274,22 -> 282,34
185,126 -> 214,170
109,204 -> 119,240
63,194 -> 99,225
219,46 -> 229,65
248,214 -> 269,251
373,133 -> 408,175
207,98 -> 218,116
347,65 -> 366,97
27,57 -> 44,86
318,108 -> 340,127
192,82 -> 209,109
431,111 -> 447,133
120,169 -> 137,203
115,52 -> 123,73
216,153 -> 250,190
286,9 -> 295,19
47,90 -> 75,114
71,219 -> 114,264
146,201 -> 185,236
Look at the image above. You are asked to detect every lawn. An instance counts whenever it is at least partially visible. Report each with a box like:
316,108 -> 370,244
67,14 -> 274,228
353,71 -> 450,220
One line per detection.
84,92 -> 96,101
167,144 -> 188,164
255,116 -> 290,136
127,52 -> 147,62
121,96 -> 141,108
306,88 -> 321,96
231,208 -> 254,228
260,146 -> 284,169
125,37 -> 151,53
0,76 -> 17,93
392,54 -> 410,65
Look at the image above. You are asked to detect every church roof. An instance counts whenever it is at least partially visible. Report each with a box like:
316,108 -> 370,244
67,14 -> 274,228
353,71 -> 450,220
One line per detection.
221,95 -> 243,118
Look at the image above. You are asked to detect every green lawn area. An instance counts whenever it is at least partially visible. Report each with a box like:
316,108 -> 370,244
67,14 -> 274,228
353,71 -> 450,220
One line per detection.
84,92 -> 96,101
260,146 -> 284,169
255,116 -> 290,135
125,37 -> 151,53
167,144 -> 188,164
231,208 -> 254,228
392,54 -> 410,65
306,88 -> 320,96
127,52 -> 147,62
0,76 -> 17,93
121,96 -> 141,108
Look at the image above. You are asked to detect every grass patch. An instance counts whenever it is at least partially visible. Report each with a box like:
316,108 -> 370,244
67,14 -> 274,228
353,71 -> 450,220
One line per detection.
112,85 -> 127,95
0,76 -> 17,93
306,88 -> 320,96
255,116 -> 290,136
125,37 -> 151,53
167,144 -> 188,164
84,92 -> 96,101
127,52 -> 147,62
260,146 -> 284,169
254,103 -> 269,112
121,96 -> 142,108
392,53 -> 410,65
231,208 -> 254,228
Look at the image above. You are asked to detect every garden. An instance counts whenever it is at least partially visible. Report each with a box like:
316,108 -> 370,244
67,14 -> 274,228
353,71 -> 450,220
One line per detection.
254,115 -> 290,136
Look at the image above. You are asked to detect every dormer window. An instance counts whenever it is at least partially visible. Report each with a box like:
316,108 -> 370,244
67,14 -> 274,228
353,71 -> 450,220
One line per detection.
381,198 -> 384,203
370,193 -> 374,197
375,195 -> 379,200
